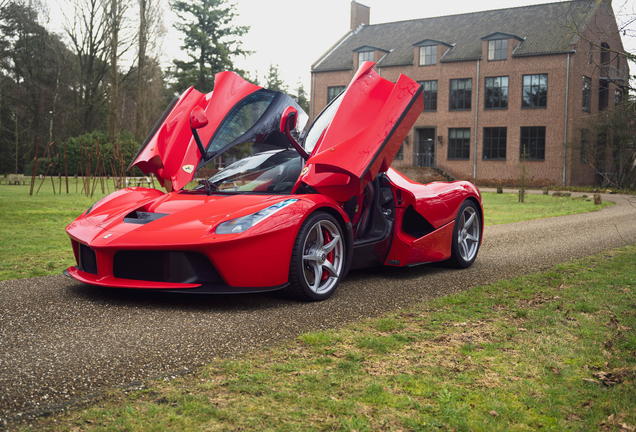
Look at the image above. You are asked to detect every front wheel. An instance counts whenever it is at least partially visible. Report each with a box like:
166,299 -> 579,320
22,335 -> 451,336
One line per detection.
448,200 -> 481,268
287,212 -> 346,301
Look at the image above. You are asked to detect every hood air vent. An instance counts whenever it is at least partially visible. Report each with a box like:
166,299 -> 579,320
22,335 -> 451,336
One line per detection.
123,211 -> 169,225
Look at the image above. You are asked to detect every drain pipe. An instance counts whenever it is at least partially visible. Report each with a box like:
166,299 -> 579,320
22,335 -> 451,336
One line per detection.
474,59 -> 480,180
563,53 -> 570,186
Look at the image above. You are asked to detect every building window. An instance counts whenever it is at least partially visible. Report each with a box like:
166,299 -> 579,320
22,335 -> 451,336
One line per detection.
396,142 -> 404,160
419,80 -> 437,111
449,79 -> 472,110
448,128 -> 470,160
520,126 -> 546,161
615,89 -> 623,106
601,42 -> 610,65
582,77 -> 591,112
485,77 -> 508,109
358,51 -> 373,68
599,80 -> 609,111
581,129 -> 589,163
483,127 -> 507,160
522,74 -> 547,108
327,86 -> 345,104
488,39 -> 508,60
419,46 -> 437,66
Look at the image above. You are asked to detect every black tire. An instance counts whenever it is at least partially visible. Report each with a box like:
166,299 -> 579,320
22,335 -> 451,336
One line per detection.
447,200 -> 481,269
287,212 -> 346,301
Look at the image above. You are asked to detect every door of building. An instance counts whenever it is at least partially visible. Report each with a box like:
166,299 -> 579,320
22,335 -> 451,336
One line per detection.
417,128 -> 436,167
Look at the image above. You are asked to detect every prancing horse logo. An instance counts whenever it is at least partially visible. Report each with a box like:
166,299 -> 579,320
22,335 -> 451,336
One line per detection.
182,165 -> 194,174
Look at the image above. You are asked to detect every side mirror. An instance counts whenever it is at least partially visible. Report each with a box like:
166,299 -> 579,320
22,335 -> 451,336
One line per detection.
280,106 -> 297,133
190,106 -> 209,130
279,106 -> 308,160
190,107 -> 209,161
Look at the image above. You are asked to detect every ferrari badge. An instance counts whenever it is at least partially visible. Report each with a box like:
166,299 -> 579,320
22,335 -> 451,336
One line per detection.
182,165 -> 194,173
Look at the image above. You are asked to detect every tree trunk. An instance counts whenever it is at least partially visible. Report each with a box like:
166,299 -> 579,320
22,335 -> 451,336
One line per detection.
135,0 -> 148,145
108,0 -> 120,143
199,46 -> 205,90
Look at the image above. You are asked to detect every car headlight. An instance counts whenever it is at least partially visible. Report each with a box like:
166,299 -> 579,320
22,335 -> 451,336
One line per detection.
216,199 -> 298,234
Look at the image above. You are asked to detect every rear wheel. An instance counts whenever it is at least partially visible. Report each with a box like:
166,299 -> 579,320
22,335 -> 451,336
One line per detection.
287,212 -> 345,301
448,200 -> 481,268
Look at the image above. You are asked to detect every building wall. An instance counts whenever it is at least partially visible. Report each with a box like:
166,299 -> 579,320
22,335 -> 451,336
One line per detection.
309,2 -> 628,186
379,50 -> 572,185
566,1 -> 628,186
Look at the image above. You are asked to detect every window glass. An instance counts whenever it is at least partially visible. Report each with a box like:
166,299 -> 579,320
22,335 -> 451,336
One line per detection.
419,45 -> 437,65
449,79 -> 472,110
395,142 -> 404,160
358,51 -> 373,68
522,74 -> 548,108
582,77 -> 591,111
520,126 -> 546,160
206,149 -> 301,194
448,128 -> 470,159
483,127 -> 507,160
615,89 -> 623,106
304,92 -> 344,154
488,39 -> 508,60
418,80 -> 437,111
207,92 -> 275,153
485,77 -> 508,109
327,86 -> 345,104
581,129 -> 589,163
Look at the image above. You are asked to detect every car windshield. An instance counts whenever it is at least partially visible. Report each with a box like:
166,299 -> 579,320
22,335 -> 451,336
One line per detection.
195,149 -> 302,194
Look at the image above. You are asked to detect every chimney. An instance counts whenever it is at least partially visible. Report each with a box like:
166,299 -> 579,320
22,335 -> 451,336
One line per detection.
350,1 -> 370,30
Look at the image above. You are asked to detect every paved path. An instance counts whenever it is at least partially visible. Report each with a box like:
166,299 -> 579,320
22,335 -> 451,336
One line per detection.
1,191 -> 635,423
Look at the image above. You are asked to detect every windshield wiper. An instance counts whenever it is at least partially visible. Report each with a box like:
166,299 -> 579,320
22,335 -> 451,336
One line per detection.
198,179 -> 217,196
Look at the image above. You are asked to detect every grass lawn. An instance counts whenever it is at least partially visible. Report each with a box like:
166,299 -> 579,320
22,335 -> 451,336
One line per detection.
482,192 -> 613,225
0,180 -> 110,281
0,183 -> 613,281
27,245 -> 636,431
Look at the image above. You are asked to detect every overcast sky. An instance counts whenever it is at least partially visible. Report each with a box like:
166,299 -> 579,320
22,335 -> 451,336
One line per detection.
218,0 -> 636,91
50,0 -> 636,91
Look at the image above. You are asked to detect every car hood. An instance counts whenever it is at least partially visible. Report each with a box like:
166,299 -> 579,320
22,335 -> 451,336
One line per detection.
296,62 -> 423,199
79,190 -> 289,237
129,71 -> 307,192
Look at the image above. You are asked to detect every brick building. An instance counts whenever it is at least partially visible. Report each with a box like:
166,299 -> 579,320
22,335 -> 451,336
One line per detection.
310,0 -> 628,186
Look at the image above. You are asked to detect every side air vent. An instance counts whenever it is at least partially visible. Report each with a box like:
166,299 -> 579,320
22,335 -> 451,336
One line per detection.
402,205 -> 436,238
113,251 -> 222,284
79,244 -> 98,274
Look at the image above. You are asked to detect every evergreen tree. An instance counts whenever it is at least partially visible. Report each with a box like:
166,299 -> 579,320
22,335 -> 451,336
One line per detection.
263,63 -> 287,92
293,81 -> 309,114
170,0 -> 249,93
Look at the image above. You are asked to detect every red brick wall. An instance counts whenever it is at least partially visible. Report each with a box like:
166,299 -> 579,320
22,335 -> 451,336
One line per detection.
566,1 -> 627,186
309,2 -> 627,186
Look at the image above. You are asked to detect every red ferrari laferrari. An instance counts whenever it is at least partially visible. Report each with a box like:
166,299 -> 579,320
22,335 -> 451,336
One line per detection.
65,62 -> 483,301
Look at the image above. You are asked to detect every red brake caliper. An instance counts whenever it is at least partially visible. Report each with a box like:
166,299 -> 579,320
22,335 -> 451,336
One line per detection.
322,229 -> 333,281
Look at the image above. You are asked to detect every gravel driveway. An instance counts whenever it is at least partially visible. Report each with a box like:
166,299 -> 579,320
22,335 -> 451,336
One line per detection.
1,191 -> 635,424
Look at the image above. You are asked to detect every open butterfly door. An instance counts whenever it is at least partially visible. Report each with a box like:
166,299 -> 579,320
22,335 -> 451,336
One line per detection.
295,62 -> 423,202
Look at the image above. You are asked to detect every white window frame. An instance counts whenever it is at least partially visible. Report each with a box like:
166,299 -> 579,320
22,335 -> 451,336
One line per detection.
419,46 -> 437,66
488,39 -> 508,61
358,51 -> 373,68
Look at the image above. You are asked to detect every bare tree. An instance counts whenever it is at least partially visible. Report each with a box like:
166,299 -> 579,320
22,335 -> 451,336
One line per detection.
106,0 -> 134,142
134,0 -> 164,144
62,0 -> 110,133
